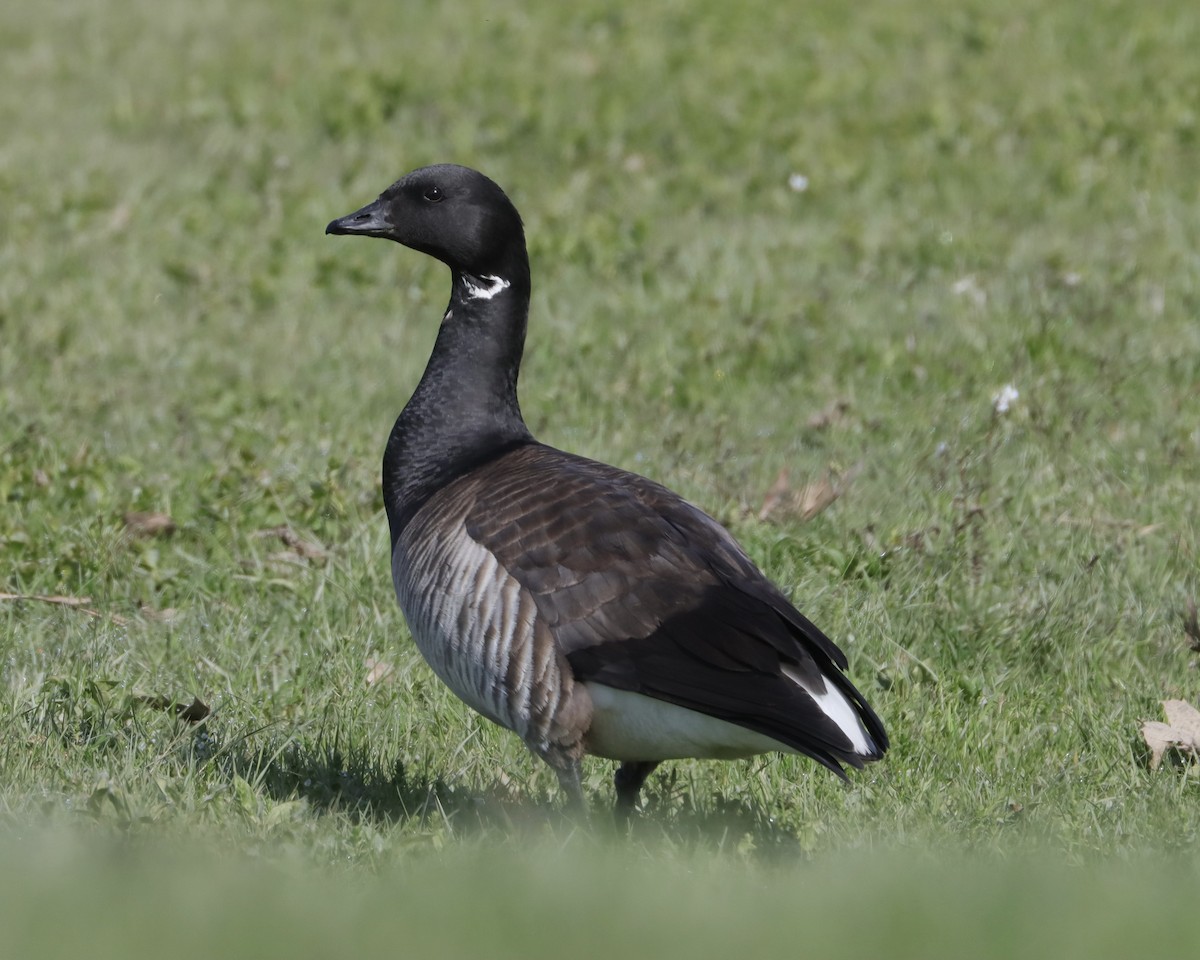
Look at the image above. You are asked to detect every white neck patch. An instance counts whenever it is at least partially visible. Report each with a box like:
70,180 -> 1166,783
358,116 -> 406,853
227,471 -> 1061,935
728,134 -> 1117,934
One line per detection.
462,274 -> 510,301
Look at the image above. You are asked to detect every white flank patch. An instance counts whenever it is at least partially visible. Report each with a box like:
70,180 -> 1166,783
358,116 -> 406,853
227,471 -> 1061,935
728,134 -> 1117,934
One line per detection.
584,683 -> 796,761
781,664 -> 872,755
463,274 -> 510,301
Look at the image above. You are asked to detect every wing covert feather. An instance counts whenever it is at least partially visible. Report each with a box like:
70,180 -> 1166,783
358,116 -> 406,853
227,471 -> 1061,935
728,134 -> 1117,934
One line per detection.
449,443 -> 887,765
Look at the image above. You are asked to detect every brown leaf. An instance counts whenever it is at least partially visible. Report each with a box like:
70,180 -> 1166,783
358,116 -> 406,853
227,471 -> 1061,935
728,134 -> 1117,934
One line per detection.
0,591 -> 92,607
1183,599 -> 1200,653
123,511 -> 176,537
902,526 -> 940,552
1054,513 -> 1162,535
137,601 -> 180,624
1142,722 -> 1192,770
796,475 -> 839,521
255,526 -> 328,562
757,468 -> 792,521
1142,699 -> 1200,770
806,399 -> 850,430
0,592 -> 129,625
364,657 -> 396,687
757,463 -> 862,524
265,551 -> 311,570
1163,699 -> 1200,743
135,694 -> 211,724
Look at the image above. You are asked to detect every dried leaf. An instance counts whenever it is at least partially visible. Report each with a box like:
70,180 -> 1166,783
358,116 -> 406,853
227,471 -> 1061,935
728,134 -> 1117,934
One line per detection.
758,462 -> 862,525
1142,699 -> 1200,770
0,592 -> 129,625
364,657 -> 396,687
1162,699 -> 1200,743
255,526 -> 328,562
1183,599 -> 1200,653
1055,513 -> 1161,534
0,591 -> 92,607
902,526 -> 940,552
135,694 -> 211,724
796,475 -> 839,521
265,551 -> 312,569
757,468 -> 792,521
1142,722 -> 1191,770
123,511 -> 176,537
138,601 -> 180,624
806,399 -> 850,431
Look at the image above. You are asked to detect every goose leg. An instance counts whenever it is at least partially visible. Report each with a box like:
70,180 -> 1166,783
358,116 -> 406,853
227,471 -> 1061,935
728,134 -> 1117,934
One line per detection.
613,760 -> 660,822
553,758 -> 587,814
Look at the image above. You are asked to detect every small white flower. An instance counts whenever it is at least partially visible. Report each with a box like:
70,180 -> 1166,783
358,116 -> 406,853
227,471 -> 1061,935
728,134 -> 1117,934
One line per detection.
952,275 -> 987,307
787,172 -> 809,193
992,384 -> 1019,414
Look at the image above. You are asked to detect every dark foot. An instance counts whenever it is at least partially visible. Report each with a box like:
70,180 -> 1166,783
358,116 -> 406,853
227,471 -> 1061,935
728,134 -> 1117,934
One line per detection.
613,761 -> 660,824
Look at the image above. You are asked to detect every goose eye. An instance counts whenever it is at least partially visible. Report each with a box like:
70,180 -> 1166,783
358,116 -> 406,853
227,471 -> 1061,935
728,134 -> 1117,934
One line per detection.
423,185 -> 444,203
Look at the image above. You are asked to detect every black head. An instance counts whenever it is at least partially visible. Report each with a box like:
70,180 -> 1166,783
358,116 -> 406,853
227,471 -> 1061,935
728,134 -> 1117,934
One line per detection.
326,164 -> 527,283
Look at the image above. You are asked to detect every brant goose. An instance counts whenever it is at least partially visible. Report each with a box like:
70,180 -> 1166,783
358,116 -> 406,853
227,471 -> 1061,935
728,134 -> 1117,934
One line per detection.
326,164 -> 888,816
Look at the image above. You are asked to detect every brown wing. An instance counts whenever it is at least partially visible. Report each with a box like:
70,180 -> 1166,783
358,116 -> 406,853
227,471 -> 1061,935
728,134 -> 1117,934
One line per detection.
460,443 -> 888,772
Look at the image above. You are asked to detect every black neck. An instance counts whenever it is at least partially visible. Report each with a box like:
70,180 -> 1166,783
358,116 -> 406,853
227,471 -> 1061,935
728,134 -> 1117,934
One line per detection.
382,265 -> 534,543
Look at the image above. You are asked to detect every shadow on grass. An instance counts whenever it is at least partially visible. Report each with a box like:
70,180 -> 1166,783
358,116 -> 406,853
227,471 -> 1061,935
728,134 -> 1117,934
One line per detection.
229,740 -> 508,830
22,674 -> 810,856
226,738 -> 810,858
631,768 -> 814,862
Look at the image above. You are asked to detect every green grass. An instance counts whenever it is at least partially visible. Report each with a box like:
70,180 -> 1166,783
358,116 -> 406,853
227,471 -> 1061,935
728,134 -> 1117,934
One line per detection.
3,835 -> 1199,959
2,0 -> 1199,952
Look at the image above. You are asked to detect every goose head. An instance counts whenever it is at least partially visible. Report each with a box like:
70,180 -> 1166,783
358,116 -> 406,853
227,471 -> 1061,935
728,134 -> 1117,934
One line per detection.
326,163 -> 528,289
